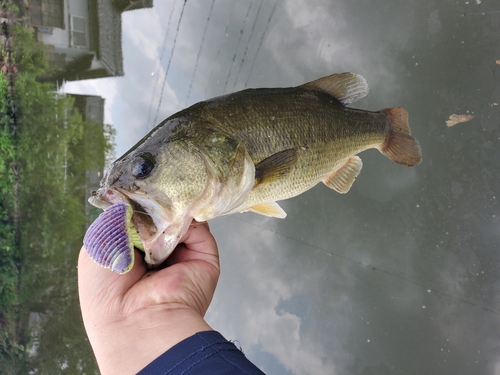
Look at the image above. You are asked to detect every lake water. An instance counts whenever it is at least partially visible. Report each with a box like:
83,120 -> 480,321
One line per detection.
13,0 -> 500,374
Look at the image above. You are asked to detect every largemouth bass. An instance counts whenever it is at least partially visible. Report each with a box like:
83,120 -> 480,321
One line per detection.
88,72 -> 421,270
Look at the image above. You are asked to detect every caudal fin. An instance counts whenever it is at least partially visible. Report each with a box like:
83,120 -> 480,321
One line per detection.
379,108 -> 422,167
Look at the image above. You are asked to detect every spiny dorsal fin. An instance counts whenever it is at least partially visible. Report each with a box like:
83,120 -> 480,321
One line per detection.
254,149 -> 298,186
249,202 -> 287,218
322,156 -> 363,194
301,72 -> 369,105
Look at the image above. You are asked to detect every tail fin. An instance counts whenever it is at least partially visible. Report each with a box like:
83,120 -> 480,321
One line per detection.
379,108 -> 422,167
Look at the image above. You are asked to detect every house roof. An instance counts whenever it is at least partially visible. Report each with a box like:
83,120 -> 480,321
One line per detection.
114,0 -> 154,12
88,0 -> 154,79
88,0 -> 124,79
69,94 -> 105,123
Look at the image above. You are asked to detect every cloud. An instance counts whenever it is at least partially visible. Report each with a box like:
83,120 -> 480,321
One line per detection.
62,0 -> 425,157
63,0 -> 410,157
62,5 -> 181,156
61,2 -> 500,373
206,217 -> 342,375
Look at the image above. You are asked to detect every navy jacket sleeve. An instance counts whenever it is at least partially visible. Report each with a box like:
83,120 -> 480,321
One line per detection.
137,331 -> 266,375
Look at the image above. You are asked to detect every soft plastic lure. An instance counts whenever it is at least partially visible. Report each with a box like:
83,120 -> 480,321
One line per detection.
83,202 -> 144,274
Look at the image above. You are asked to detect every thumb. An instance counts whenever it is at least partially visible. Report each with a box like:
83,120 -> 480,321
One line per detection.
78,246 -> 146,309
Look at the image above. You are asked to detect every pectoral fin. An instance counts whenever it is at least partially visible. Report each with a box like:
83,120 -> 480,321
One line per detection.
254,149 -> 298,187
322,156 -> 363,194
249,202 -> 287,218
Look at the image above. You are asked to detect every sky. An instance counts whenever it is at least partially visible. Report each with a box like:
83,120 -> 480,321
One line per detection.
61,1 -> 500,374
61,0 -> 417,158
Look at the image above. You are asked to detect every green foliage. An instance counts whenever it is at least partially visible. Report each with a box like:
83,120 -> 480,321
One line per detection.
0,72 -> 9,114
0,16 -> 112,373
0,131 -> 14,196
0,0 -> 19,13
0,14 -> 20,369
10,24 -> 48,76
12,79 -> 101,373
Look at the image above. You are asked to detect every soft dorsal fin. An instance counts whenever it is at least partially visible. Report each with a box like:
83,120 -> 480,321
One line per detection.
254,149 -> 298,187
249,202 -> 287,218
301,72 -> 369,105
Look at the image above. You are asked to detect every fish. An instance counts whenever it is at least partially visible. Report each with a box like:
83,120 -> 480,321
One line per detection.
88,72 -> 422,271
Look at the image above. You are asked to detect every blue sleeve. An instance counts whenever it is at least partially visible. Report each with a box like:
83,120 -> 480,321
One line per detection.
137,331 -> 266,375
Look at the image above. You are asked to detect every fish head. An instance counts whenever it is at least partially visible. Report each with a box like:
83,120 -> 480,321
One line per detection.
89,120 -> 255,267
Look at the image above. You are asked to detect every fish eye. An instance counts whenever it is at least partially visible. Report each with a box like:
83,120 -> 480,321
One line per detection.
132,153 -> 155,179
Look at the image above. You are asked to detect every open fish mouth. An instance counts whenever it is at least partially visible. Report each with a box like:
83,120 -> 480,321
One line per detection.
87,187 -> 191,269
116,188 -> 174,265
89,187 -> 166,246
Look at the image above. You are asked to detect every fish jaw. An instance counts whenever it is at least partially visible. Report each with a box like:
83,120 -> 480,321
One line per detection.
88,188 -> 123,209
143,218 -> 192,266
88,182 -> 180,267
109,187 -> 190,267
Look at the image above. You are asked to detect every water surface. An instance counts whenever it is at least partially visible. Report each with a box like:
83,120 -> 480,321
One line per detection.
19,0 -> 500,373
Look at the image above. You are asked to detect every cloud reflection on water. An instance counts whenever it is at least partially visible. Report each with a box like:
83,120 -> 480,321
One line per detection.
61,0 -> 500,373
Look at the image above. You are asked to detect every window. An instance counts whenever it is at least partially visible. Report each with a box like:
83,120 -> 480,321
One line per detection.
70,15 -> 86,48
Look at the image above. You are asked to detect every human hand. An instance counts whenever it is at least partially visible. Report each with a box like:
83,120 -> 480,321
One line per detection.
78,221 -> 219,375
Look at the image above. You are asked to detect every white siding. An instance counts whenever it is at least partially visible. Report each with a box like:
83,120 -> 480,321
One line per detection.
38,0 -> 90,51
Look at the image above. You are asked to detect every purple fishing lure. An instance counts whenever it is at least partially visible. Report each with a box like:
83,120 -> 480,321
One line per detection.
83,202 -> 135,274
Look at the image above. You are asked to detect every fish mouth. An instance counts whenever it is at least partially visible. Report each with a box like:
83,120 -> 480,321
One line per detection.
89,187 -> 191,267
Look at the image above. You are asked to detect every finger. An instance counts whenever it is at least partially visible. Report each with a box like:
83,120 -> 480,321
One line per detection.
191,219 -> 209,230
78,246 -> 147,305
130,224 -> 219,311
166,223 -> 218,266
180,221 -> 218,256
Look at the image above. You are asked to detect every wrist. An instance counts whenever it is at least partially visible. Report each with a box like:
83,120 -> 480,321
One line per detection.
86,307 -> 212,375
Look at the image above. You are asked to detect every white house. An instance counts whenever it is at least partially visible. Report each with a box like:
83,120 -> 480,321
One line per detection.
30,0 -> 152,82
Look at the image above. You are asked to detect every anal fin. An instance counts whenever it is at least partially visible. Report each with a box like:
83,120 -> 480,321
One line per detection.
322,156 -> 363,194
249,202 -> 287,218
